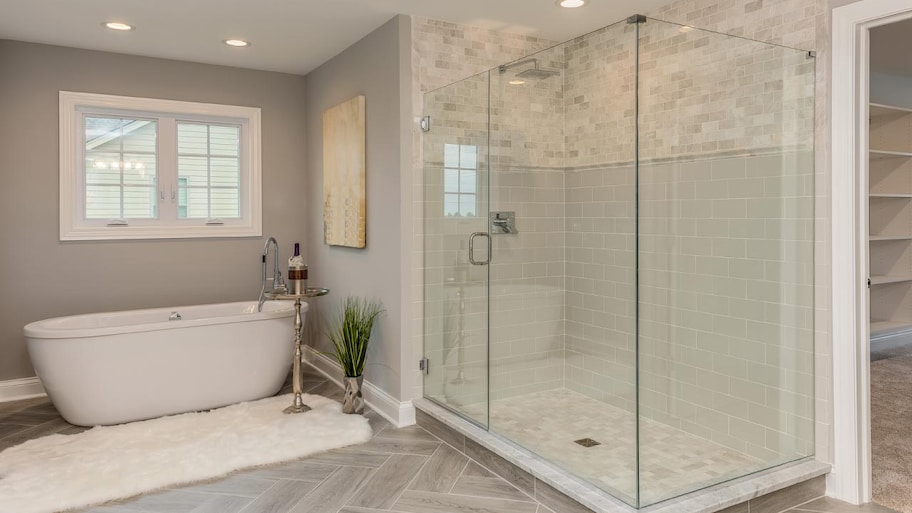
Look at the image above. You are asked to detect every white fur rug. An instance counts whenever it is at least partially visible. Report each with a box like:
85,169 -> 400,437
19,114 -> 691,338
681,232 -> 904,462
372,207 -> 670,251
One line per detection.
0,393 -> 372,513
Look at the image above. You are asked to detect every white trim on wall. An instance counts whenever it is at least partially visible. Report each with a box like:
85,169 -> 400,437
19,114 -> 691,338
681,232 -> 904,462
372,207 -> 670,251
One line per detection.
0,377 -> 46,403
302,345 -> 416,428
830,0 -> 912,504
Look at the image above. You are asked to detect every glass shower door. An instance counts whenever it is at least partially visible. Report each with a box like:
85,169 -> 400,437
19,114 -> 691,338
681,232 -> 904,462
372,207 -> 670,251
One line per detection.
422,72 -> 491,427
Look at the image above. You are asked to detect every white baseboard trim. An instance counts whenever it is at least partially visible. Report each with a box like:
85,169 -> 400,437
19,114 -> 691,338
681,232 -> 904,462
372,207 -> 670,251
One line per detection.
871,327 -> 912,353
302,346 -> 415,428
0,377 -> 46,403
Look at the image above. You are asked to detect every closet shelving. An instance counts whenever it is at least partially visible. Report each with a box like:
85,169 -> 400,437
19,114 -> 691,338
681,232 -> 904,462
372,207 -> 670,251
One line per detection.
869,102 -> 912,338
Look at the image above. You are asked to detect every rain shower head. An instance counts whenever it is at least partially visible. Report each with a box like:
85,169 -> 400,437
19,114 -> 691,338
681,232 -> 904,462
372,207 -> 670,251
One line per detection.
516,66 -> 560,80
498,58 -> 560,80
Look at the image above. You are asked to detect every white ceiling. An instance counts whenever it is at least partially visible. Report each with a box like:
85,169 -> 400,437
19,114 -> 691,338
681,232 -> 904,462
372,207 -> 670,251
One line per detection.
871,18 -> 912,77
0,0 -> 671,75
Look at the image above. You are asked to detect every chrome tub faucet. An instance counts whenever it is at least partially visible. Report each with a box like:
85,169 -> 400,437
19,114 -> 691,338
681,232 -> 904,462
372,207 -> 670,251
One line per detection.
258,237 -> 286,312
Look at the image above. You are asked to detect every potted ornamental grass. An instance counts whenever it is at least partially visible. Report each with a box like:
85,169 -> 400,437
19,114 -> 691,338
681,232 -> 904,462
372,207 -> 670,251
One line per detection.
326,296 -> 383,414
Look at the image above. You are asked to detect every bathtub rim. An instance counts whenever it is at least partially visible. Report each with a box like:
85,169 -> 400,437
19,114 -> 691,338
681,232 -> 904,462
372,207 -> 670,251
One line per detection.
24,300 -> 300,340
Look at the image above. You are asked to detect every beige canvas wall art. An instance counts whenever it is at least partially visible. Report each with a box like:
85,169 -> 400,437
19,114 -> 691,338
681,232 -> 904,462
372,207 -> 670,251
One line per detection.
323,95 -> 366,248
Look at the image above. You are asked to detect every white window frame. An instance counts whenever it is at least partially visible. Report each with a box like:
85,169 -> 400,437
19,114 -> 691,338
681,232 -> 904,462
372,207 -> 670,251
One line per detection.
59,91 -> 262,240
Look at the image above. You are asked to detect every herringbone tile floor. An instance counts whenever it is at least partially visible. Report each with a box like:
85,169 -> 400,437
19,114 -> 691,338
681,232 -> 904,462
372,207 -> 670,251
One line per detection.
0,370 -> 556,513
0,370 -> 901,513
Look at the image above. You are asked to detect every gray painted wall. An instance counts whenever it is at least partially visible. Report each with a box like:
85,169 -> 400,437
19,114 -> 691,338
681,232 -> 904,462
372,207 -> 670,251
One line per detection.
0,40 -> 307,381
871,71 -> 912,109
304,15 -> 411,400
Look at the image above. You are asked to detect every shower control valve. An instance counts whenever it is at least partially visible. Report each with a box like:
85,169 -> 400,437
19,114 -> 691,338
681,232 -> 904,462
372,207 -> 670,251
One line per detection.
490,211 -> 517,235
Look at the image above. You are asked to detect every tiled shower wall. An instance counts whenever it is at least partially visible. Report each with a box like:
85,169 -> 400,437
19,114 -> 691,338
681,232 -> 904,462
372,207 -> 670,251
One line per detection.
488,46 -> 567,400
650,0 -> 818,51
561,16 -> 815,166
412,0 -> 828,466
561,16 -> 816,461
561,22 -> 639,413
635,153 -> 815,461
563,162 -> 638,411
563,22 -> 638,167
637,20 -> 815,160
639,25 -> 815,460
644,0 -> 829,466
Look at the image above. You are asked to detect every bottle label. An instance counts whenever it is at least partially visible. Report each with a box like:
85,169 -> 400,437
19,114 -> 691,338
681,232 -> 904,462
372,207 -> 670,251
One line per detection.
288,269 -> 308,280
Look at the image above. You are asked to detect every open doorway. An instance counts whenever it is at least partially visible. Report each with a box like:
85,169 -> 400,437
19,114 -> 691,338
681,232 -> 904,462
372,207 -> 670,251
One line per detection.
867,18 -> 912,512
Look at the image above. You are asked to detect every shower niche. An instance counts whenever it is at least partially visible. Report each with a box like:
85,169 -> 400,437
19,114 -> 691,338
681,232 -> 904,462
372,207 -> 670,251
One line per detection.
422,15 -> 816,509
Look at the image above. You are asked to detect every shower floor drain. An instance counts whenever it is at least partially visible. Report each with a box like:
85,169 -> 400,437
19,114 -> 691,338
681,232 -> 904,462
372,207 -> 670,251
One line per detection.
574,438 -> 601,448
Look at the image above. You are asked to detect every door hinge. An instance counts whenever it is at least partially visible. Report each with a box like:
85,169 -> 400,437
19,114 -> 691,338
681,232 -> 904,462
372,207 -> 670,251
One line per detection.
868,278 -> 871,288
419,357 -> 429,374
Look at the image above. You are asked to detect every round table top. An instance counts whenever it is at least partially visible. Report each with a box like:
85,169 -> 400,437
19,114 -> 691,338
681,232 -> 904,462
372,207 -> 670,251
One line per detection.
264,287 -> 330,300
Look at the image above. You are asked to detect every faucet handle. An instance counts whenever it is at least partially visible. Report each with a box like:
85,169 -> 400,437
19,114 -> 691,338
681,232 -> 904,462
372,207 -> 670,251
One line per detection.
490,211 -> 516,234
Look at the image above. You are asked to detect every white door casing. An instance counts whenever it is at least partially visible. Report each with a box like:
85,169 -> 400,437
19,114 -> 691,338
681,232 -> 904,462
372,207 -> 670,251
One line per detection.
830,0 -> 912,504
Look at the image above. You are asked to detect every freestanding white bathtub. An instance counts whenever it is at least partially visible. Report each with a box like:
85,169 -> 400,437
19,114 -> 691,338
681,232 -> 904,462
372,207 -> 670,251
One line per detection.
24,301 -> 298,426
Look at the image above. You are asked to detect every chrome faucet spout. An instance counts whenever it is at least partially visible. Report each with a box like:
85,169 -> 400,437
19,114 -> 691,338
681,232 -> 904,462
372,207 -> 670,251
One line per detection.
265,237 -> 286,290
258,237 -> 286,312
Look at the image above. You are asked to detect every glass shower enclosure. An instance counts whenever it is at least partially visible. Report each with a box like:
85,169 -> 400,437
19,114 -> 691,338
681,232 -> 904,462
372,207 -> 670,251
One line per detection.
422,15 -> 815,508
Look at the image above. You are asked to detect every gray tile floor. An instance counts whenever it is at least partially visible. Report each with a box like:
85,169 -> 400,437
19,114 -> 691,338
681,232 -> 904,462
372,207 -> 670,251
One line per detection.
0,369 -> 901,513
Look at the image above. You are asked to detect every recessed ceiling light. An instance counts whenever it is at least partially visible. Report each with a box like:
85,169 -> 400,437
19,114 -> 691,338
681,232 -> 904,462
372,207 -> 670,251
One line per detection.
223,39 -> 250,47
556,0 -> 587,8
509,79 -> 526,85
103,22 -> 134,31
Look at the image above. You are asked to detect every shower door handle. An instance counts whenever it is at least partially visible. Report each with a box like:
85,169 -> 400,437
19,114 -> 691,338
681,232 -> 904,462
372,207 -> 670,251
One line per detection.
468,232 -> 491,265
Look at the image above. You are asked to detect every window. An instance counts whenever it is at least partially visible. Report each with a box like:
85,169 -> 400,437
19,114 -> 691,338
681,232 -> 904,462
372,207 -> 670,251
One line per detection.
59,91 -> 261,240
443,143 -> 478,217
84,116 -> 158,220
177,122 -> 241,220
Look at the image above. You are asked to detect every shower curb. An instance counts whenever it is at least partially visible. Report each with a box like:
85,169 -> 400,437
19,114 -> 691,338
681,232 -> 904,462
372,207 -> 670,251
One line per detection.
414,398 -> 830,513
